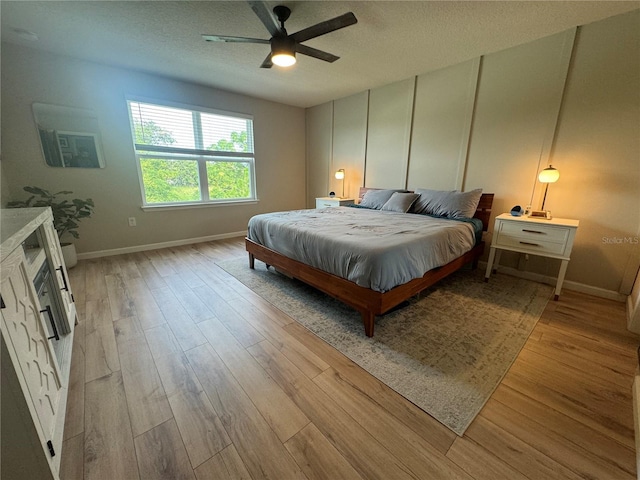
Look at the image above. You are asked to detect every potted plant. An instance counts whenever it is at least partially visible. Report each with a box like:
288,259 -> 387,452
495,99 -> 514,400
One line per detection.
8,186 -> 95,268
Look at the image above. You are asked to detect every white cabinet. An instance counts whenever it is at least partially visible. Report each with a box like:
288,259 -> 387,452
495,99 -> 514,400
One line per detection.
315,197 -> 355,208
485,213 -> 579,300
1,207 -> 76,480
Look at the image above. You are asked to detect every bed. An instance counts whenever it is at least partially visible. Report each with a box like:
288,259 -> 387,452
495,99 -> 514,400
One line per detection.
246,187 -> 494,337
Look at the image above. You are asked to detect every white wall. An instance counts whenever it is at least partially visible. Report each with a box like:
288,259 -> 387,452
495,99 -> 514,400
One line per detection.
306,10 -> 640,296
1,44 -> 306,255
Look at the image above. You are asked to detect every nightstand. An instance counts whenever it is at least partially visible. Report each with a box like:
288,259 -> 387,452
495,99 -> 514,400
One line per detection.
485,213 -> 579,300
315,197 -> 355,208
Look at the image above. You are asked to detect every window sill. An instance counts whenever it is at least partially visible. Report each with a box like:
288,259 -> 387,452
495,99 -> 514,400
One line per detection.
141,199 -> 259,212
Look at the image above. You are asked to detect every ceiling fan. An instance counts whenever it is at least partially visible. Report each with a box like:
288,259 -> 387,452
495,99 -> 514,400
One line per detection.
202,1 -> 357,68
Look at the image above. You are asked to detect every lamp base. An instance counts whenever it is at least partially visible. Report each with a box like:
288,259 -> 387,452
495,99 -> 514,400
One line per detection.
529,210 -> 552,220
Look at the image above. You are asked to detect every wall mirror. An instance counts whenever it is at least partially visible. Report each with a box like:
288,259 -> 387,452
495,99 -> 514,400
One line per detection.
32,103 -> 106,168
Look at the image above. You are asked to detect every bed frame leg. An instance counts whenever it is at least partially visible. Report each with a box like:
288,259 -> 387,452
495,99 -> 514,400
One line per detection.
248,253 -> 255,269
362,312 -> 375,337
472,257 -> 479,270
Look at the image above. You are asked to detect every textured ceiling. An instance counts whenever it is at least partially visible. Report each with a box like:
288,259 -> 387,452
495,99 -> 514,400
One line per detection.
2,1 -> 638,108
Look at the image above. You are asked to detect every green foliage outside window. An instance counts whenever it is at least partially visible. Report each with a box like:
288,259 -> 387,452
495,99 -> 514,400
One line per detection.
134,121 -> 251,204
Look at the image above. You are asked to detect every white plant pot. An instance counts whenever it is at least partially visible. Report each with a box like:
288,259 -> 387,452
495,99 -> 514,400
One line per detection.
61,243 -> 78,269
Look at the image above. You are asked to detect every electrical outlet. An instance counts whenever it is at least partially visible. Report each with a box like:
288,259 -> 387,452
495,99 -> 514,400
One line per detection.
128,217 -> 137,227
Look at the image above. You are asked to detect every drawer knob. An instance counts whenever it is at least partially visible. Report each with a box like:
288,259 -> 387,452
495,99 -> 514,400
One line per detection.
522,229 -> 545,234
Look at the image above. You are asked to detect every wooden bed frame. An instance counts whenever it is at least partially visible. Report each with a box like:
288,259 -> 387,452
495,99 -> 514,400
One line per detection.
246,189 -> 494,337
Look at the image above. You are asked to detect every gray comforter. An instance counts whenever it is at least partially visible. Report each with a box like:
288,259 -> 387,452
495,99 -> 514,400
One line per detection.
247,207 -> 476,293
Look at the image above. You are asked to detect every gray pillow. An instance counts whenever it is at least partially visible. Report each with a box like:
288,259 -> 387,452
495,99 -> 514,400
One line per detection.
380,192 -> 420,213
413,188 -> 483,219
360,189 -> 404,209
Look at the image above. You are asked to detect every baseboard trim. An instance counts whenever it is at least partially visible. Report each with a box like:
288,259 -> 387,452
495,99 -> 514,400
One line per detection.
479,261 -> 627,303
76,231 -> 247,260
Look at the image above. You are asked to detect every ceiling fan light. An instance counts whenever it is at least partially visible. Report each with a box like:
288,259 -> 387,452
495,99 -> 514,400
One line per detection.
272,52 -> 296,67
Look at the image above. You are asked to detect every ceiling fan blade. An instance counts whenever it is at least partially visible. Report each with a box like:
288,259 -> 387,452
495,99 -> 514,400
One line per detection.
290,12 -> 357,43
260,53 -> 273,69
248,0 -> 282,37
202,35 -> 269,44
295,44 -> 339,63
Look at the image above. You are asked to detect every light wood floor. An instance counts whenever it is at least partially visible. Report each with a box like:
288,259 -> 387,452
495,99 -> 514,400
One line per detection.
59,237 -> 639,480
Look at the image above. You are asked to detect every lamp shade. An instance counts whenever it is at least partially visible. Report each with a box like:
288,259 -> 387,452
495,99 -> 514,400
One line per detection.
538,165 -> 560,183
335,169 -> 345,180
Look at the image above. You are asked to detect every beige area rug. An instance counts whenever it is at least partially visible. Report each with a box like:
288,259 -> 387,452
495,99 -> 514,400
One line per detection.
219,258 -> 552,435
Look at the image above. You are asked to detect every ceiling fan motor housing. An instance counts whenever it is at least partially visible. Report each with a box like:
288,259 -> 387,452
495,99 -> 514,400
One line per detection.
270,35 -> 296,57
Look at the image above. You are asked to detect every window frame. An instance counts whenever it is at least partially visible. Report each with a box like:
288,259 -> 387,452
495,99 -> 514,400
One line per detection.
127,96 -> 258,208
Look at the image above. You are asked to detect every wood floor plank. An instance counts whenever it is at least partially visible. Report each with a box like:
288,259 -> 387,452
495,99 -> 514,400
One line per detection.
63,321 -> 85,440
84,259 -> 108,301
100,256 -> 122,275
144,323 -> 183,361
284,423 -> 364,480
227,296 -> 330,379
447,435 -> 530,480
187,343 -> 307,480
163,274 -> 215,322
60,433 -> 84,480
543,290 -> 638,349
192,284 -> 264,347
313,368 -> 472,480
117,253 -> 143,281
506,349 -> 635,447
194,445 -> 253,480
145,249 -> 177,277
84,371 -> 139,480
150,287 -> 208,351
134,419 -> 196,480
154,351 -> 231,468
503,367 -> 636,450
480,395 -> 635,479
535,322 -> 637,376
465,416 -> 583,480
491,384 -> 636,476
191,263 -> 243,302
114,316 -> 173,437
137,260 -> 169,290
244,336 -> 427,480
524,330 -> 634,389
198,318 -> 310,442
105,273 -> 136,321
283,320 -> 457,454
84,300 -> 120,383
123,277 -> 167,330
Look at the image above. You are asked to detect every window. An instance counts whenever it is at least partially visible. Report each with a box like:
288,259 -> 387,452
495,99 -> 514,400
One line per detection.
127,99 -> 256,206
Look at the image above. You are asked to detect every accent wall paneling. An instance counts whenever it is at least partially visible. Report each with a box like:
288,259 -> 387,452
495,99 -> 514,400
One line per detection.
407,59 -> 480,191
331,92 -> 369,200
305,102 -> 333,207
364,78 -> 416,189
463,29 -> 576,216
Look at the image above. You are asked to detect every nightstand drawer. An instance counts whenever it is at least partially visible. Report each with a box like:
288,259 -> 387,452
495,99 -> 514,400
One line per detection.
497,221 -> 570,244
494,234 -> 568,256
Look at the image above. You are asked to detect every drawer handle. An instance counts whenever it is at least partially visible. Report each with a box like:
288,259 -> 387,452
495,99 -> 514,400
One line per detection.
519,241 -> 540,247
40,306 -> 60,341
522,229 -> 546,234
56,266 -> 69,292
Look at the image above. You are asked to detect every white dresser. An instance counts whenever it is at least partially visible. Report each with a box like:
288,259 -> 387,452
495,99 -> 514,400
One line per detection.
1,207 -> 76,480
485,213 -> 579,300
